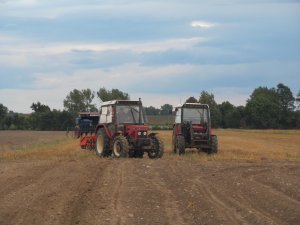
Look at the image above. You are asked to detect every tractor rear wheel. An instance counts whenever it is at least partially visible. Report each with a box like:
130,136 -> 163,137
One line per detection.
112,135 -> 129,158
96,128 -> 110,157
176,135 -> 185,155
209,135 -> 218,154
148,135 -> 164,159
172,134 -> 177,153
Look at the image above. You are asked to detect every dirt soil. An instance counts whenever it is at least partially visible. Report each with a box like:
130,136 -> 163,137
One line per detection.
0,159 -> 299,225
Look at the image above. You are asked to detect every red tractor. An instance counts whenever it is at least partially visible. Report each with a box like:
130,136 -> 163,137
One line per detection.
80,99 -> 164,159
172,103 -> 218,154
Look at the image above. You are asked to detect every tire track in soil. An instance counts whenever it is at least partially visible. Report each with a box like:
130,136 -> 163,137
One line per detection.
0,160 -> 111,225
162,161 -> 297,225
161,161 -> 248,225
191,162 -> 300,225
150,168 -> 186,225
245,166 -> 300,203
60,160 -> 111,225
193,177 -> 289,225
0,161 -> 67,225
193,178 -> 248,225
106,160 -> 186,225
0,161 -> 54,200
233,167 -> 300,225
111,161 -> 132,225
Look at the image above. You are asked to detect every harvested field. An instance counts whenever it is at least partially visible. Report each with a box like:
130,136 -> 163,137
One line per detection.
0,131 -> 68,151
0,129 -> 299,225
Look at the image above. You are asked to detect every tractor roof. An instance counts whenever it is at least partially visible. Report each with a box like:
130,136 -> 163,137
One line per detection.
176,103 -> 209,109
101,100 -> 141,107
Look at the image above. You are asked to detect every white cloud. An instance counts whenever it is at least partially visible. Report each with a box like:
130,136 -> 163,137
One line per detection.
30,63 -> 189,90
2,37 -> 203,54
0,37 -> 205,67
190,21 -> 216,28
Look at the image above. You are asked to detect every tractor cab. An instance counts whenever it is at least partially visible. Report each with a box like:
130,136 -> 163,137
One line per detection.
175,103 -> 210,134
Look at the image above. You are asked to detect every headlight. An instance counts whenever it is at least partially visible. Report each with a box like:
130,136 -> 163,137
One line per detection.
138,131 -> 142,135
143,131 -> 147,136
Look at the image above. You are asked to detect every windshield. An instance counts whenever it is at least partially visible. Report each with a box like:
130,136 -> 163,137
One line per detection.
116,105 -> 145,124
182,108 -> 208,125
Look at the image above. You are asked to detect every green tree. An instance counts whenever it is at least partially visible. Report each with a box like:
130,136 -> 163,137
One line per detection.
199,91 -> 221,128
224,108 -> 242,128
82,89 -> 97,111
185,96 -> 198,103
0,103 -> 8,117
97,88 -> 129,102
219,101 -> 241,128
63,88 -> 96,114
245,87 -> 280,128
31,102 -> 50,113
29,109 -> 74,131
0,103 -> 9,129
275,83 -> 295,128
144,106 -> 160,115
296,90 -> 300,110
1,112 -> 14,130
160,104 -> 173,115
276,83 -> 295,112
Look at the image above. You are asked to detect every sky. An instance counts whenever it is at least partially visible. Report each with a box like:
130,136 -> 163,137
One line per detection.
0,0 -> 300,113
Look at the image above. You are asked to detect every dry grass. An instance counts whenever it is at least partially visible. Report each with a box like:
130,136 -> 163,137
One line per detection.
0,131 -> 68,151
0,138 -> 96,161
0,131 -> 96,161
156,129 -> 300,162
0,130 -> 299,161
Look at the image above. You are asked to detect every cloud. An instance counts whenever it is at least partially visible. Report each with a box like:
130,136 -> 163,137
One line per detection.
1,37 -> 203,55
190,21 -> 216,28
0,37 -> 205,69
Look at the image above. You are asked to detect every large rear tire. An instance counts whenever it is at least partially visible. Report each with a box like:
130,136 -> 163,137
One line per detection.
112,135 -> 129,158
172,134 -> 177,153
148,135 -> 164,159
176,135 -> 185,155
95,128 -> 110,157
209,135 -> 218,154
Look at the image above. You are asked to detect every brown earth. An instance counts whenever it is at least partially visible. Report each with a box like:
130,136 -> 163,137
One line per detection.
0,158 -> 299,225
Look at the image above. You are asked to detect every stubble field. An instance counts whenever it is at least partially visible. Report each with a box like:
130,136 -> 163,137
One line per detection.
0,129 -> 299,225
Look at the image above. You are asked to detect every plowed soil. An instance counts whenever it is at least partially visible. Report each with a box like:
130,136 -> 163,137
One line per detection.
0,159 -> 299,225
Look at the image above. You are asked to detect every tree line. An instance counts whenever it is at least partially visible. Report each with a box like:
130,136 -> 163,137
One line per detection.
0,84 -> 300,130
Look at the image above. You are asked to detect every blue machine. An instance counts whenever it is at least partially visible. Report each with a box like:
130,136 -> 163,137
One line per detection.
75,112 -> 99,137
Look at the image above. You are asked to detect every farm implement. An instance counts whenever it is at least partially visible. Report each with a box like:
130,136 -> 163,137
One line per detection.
74,112 -> 99,150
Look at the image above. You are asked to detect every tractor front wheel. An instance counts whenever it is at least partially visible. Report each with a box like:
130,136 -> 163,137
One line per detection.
112,135 -> 129,158
148,135 -> 164,159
